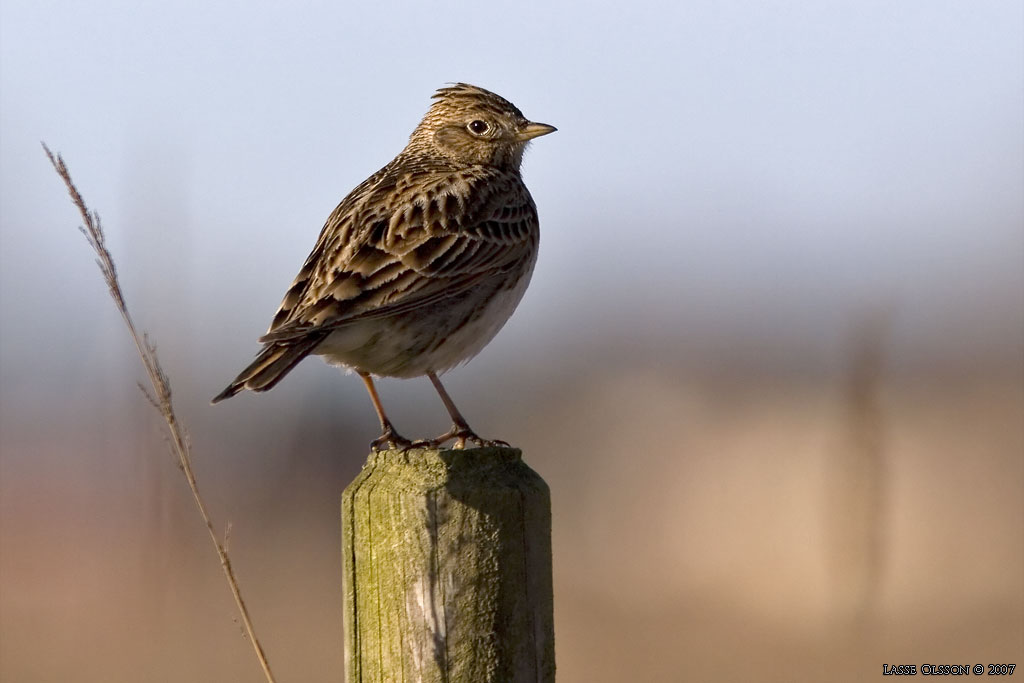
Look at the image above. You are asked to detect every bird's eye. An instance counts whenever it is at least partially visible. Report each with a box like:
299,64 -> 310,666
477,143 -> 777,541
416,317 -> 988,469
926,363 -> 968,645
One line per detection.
467,120 -> 490,135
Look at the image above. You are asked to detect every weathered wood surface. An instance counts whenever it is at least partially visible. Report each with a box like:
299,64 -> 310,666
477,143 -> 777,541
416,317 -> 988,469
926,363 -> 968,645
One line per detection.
342,446 -> 554,682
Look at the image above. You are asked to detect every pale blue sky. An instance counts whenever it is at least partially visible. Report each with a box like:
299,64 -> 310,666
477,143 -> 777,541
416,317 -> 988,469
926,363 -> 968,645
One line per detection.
1,0 -> 1021,393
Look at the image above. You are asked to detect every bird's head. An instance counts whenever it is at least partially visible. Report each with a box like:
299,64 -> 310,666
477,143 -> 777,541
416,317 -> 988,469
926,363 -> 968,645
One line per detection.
409,83 -> 556,170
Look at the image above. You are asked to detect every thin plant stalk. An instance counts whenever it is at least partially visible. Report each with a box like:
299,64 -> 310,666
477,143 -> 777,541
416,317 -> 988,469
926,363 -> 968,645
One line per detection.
42,143 -> 277,683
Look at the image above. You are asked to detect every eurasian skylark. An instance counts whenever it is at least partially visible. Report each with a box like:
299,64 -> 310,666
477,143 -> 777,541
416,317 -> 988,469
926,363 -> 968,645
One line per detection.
213,83 -> 555,449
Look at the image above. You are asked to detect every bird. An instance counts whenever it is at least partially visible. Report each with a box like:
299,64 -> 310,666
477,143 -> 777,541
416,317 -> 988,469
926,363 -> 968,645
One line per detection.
212,83 -> 555,451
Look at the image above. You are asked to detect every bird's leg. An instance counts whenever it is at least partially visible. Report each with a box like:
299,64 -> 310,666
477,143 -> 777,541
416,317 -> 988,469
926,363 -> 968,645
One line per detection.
359,372 -> 412,451
418,372 -> 509,449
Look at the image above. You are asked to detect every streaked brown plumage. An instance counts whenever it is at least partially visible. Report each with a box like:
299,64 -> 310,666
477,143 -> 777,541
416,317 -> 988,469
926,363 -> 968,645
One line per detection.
212,83 -> 555,449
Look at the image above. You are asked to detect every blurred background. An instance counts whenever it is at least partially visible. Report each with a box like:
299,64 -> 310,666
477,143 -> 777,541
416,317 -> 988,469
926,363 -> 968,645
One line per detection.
1,0 -> 1021,680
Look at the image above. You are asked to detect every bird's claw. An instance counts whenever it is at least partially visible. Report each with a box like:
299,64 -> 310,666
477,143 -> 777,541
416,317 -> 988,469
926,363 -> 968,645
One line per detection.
411,425 -> 509,450
371,426 -> 414,452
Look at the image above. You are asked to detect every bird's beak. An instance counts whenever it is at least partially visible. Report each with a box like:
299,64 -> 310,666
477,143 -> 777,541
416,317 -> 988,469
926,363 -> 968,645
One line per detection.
517,122 -> 557,141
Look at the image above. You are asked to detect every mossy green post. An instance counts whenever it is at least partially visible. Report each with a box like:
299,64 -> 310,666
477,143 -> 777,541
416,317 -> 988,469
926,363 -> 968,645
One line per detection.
342,446 -> 554,683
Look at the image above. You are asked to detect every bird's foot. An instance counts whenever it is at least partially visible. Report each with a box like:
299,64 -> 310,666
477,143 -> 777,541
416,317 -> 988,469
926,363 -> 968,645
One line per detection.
413,424 -> 510,450
371,426 -> 414,452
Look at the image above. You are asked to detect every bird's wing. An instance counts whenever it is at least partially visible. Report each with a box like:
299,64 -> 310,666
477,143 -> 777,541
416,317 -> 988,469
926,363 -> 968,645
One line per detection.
260,163 -> 537,344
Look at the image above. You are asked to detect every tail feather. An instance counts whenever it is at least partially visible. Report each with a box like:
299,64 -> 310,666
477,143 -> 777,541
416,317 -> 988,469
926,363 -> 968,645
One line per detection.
211,333 -> 328,404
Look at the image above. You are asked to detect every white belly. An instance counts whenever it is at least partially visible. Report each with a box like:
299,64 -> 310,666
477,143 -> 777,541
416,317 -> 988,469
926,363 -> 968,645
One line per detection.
313,259 -> 535,378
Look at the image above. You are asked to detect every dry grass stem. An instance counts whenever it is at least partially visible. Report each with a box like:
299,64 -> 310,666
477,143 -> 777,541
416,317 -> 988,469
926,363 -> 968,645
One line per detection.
42,143 -> 277,683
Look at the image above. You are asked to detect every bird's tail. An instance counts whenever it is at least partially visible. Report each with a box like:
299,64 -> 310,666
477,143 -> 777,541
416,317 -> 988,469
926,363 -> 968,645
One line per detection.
211,333 -> 328,404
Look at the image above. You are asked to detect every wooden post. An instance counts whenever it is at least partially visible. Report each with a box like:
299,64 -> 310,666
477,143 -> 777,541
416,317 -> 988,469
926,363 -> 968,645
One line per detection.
342,446 -> 554,682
